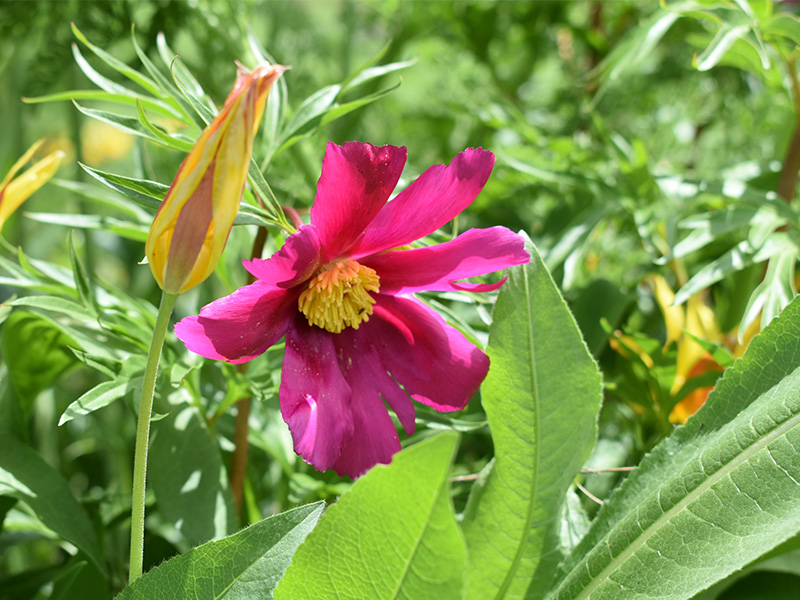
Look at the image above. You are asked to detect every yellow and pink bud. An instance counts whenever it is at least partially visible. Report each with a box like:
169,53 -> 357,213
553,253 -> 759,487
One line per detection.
145,62 -> 287,294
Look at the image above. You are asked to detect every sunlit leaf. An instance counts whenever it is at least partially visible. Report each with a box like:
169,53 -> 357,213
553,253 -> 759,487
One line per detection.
547,294 -> 800,600
276,433 -> 465,600
461,236 -> 602,599
116,503 -> 324,600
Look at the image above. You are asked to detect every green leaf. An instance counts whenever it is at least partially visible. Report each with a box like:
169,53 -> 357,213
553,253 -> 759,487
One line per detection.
674,236 -> 789,305
49,178 -> 151,221
149,405 -> 237,545
72,101 -> 167,147
50,558 -> 108,600
762,13 -> 800,45
6,296 -> 93,319
547,294 -> 800,600
590,9 -> 682,104
25,213 -> 149,242
59,377 -> 142,426
71,23 -> 163,100
694,24 -> 750,71
340,58 -> 416,95
275,433 -> 466,600
22,89 -> 181,120
740,249 -> 797,336
135,99 -> 194,152
129,27 -> 189,120
246,30 -> 287,166
1,311 -> 77,411
68,232 -> 98,316
460,236 -> 602,600
80,164 -> 165,211
319,80 -> 402,128
0,436 -> 105,574
115,503 -> 323,600
278,85 -> 340,145
69,41 -> 140,98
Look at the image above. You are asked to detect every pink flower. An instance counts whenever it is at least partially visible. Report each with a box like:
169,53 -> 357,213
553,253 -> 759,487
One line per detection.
174,142 -> 530,477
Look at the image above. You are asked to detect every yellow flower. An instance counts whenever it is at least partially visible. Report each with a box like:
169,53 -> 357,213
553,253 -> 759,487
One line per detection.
650,274 -> 757,423
81,120 -> 135,166
0,139 -> 65,233
145,62 -> 287,294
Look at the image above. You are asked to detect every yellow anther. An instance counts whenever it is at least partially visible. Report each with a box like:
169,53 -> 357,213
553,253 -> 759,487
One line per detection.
298,259 -> 380,333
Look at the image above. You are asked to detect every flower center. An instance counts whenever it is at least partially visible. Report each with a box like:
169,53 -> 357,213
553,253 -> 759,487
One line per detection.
298,259 -> 380,333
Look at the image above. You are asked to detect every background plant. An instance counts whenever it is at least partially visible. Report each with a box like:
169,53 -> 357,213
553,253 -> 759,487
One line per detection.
2,1 -> 800,598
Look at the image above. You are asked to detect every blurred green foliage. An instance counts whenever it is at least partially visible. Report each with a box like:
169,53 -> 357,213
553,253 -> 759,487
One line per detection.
3,0 -> 800,597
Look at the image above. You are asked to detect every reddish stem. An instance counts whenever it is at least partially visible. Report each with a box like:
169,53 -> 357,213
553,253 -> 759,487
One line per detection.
229,225 -> 268,518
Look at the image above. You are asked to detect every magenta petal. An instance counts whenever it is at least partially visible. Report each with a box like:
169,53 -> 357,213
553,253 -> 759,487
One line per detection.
362,226 -> 529,294
366,295 -> 489,412
353,148 -> 495,257
310,142 -> 407,261
174,282 -> 297,364
243,225 -> 321,288
280,317 -> 354,472
330,330 -> 407,477
336,327 -> 416,435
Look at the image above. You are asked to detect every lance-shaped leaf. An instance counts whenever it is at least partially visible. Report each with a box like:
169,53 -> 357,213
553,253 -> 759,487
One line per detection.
461,236 -> 602,599
275,432 -> 465,600
546,294 -> 800,600
115,503 -> 324,599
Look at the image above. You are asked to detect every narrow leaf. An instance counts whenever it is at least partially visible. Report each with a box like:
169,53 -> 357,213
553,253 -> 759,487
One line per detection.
59,377 -> 142,425
68,231 -> 98,315
25,213 -> 149,242
71,23 -> 163,99
80,164 -> 165,211
72,101 -> 165,146
341,59 -> 415,95
135,99 -> 194,151
22,89 -> 180,120
694,25 -> 750,71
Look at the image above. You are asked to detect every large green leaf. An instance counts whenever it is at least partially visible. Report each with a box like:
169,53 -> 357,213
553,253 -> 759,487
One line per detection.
461,236 -> 603,599
116,503 -> 323,599
275,432 -> 466,600
546,293 -> 800,600
1,311 -> 78,412
149,405 -> 237,545
0,437 -> 105,574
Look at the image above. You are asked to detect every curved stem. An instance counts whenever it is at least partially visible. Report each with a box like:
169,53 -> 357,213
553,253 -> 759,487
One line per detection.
129,291 -> 178,583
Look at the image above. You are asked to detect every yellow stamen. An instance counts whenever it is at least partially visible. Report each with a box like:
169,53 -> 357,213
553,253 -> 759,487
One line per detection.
298,259 -> 380,333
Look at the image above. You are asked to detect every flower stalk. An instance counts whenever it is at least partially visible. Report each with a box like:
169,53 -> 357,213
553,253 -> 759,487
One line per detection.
229,224 -> 268,517
129,290 -> 178,583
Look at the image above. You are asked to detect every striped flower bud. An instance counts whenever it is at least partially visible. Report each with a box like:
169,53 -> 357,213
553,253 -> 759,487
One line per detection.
146,62 -> 287,294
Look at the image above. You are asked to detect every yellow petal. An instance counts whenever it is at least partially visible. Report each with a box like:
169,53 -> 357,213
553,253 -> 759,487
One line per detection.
0,150 -> 65,230
0,139 -> 45,190
649,274 -> 684,349
672,292 -> 720,394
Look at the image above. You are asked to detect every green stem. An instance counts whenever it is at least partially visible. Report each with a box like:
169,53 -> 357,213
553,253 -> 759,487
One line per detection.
129,290 -> 178,583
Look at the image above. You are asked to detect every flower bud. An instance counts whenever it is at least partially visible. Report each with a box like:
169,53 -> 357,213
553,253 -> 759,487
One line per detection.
0,140 -> 65,232
146,62 -> 287,294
